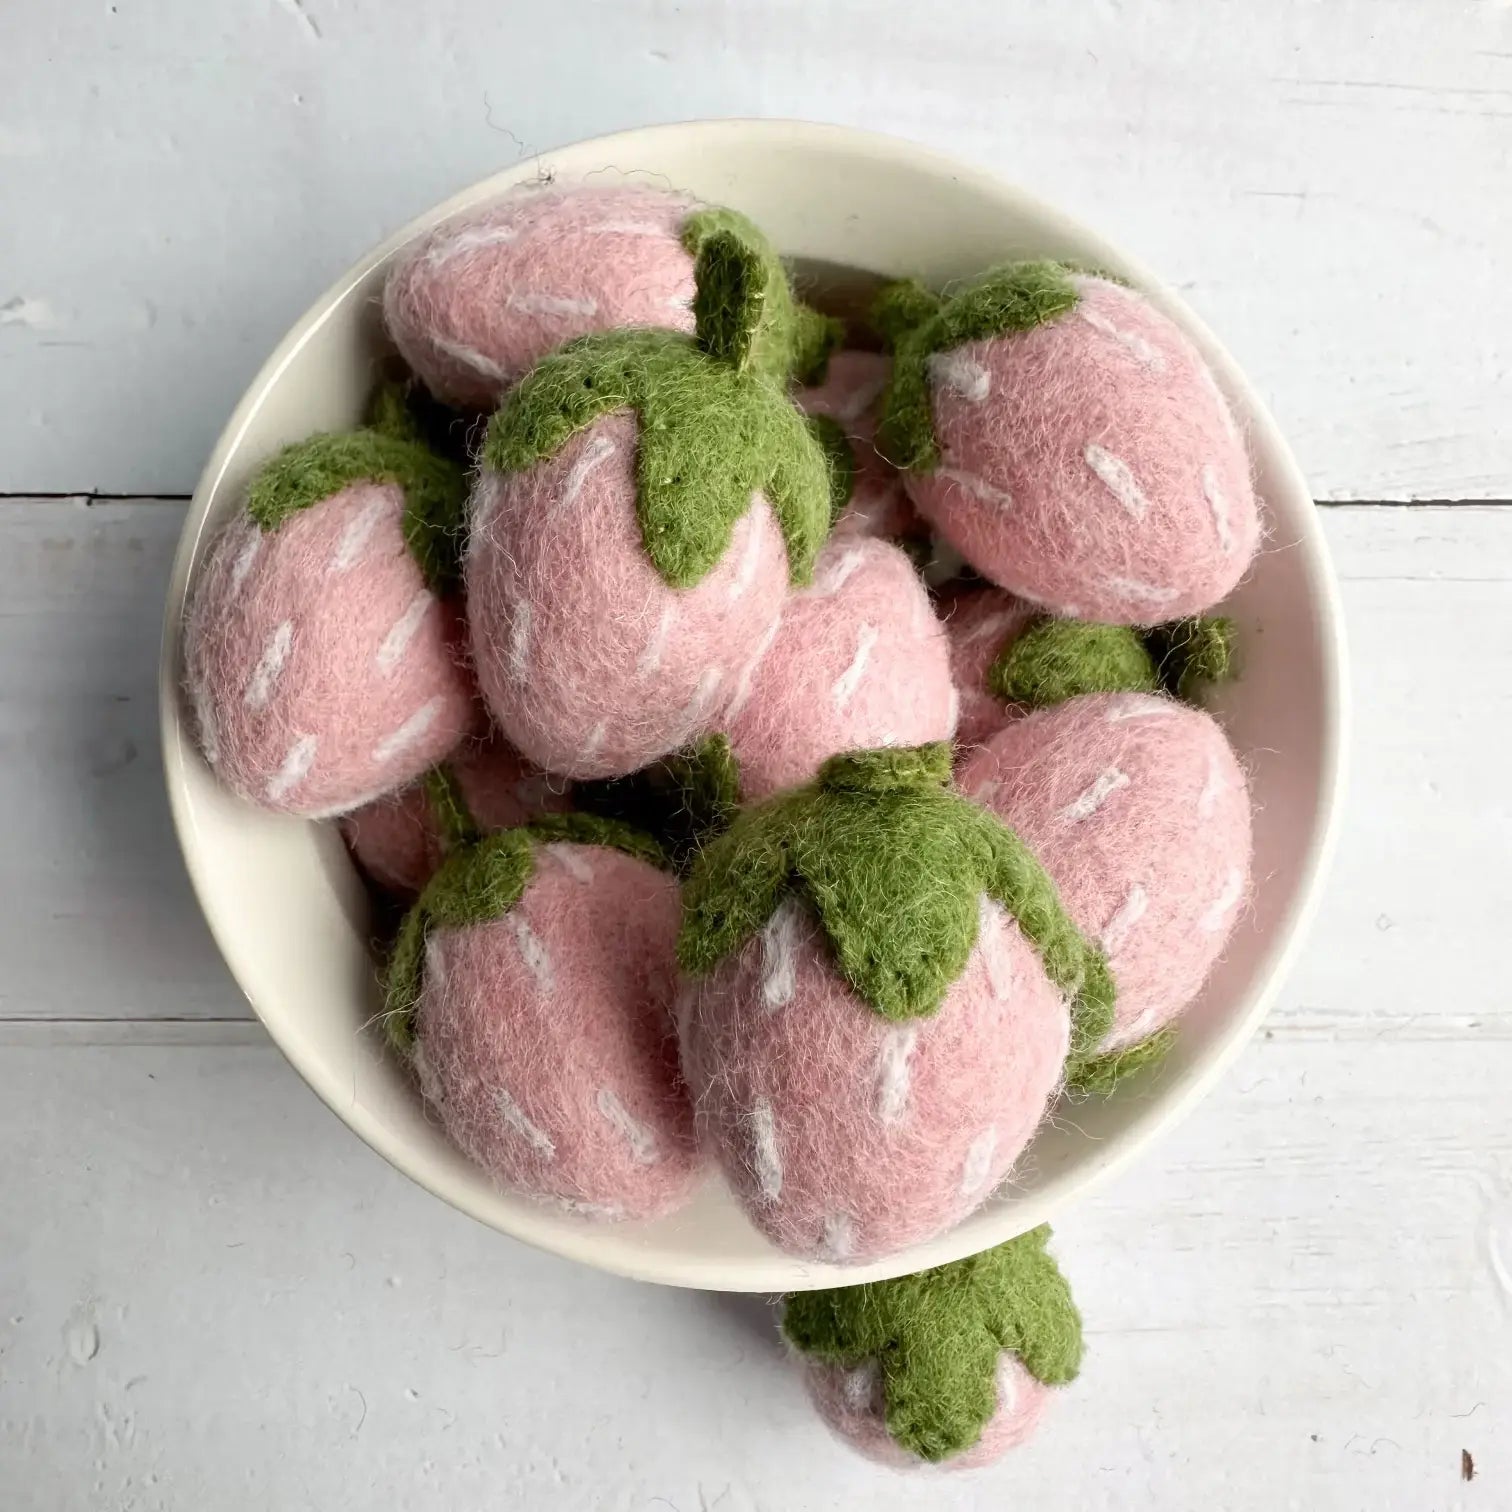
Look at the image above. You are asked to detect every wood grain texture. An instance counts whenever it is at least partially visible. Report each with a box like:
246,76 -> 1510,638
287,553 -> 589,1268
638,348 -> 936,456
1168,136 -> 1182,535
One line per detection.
2,1 -> 1510,499
1,498 -> 1508,1508
0,1022 -> 1505,1509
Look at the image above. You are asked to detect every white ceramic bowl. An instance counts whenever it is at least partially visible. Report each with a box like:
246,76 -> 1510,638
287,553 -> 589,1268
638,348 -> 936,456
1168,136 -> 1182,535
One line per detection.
160,120 -> 1347,1292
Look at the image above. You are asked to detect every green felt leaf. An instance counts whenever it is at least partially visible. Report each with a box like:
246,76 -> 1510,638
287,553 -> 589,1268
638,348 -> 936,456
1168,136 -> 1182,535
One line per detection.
573,734 -> 743,876
482,328 -> 829,588
874,260 -> 1081,473
1066,1023 -> 1177,1097
246,427 -> 469,594
990,617 -> 1160,710
382,816 -> 665,1051
1147,614 -> 1239,702
803,413 -> 857,526
781,1227 -> 1084,1462
681,206 -> 843,384
677,743 -> 1111,1039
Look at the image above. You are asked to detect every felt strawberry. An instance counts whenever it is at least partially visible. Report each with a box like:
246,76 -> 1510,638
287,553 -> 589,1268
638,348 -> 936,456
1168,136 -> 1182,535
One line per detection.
676,744 -> 1113,1264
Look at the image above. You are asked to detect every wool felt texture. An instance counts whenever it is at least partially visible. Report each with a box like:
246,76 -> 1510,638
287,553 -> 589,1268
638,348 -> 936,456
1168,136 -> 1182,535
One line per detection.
676,883 -> 1070,1263
724,536 -> 958,801
939,585 -> 1039,753
247,422 -> 471,596
383,184 -> 701,408
958,691 -> 1253,1069
184,478 -> 478,818
680,207 -> 842,384
804,413 -> 857,526
989,617 -> 1159,710
394,830 -> 702,1221
802,1350 -> 1049,1471
1148,614 -> 1239,700
385,812 -> 668,1045
782,1226 -> 1081,1465
574,734 -> 742,876
383,188 -> 839,408
878,264 -> 1261,624
480,326 -> 830,591
679,744 -> 1113,1047
340,732 -> 571,898
467,232 -> 832,779
468,414 -> 794,779
798,349 -> 921,544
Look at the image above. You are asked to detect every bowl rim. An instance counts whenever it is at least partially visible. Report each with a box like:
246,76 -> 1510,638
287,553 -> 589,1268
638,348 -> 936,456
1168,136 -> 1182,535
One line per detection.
159,118 -> 1350,1290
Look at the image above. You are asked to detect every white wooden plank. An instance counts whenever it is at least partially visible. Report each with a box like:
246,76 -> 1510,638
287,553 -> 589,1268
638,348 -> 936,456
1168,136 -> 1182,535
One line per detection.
2,500 -> 1508,1502
2,2 -> 1511,499
0,1021 -> 1504,1509
4,498 -> 1509,1026
0,499 -> 249,1021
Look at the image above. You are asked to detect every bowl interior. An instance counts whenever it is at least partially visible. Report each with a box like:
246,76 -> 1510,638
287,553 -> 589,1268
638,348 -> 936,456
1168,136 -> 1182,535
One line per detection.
160,121 -> 1345,1292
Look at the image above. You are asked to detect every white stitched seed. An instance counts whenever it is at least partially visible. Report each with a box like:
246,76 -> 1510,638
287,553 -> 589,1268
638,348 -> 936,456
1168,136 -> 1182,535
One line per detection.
425,223 -> 518,268
582,720 -> 608,761
372,697 -> 442,765
842,1364 -> 877,1413
938,467 -> 1013,511
960,1127 -> 998,1197
430,333 -> 510,382
724,614 -> 782,723
1059,767 -> 1131,822
562,432 -> 617,506
376,589 -> 434,673
832,624 -> 879,710
228,526 -> 262,596
945,684 -> 961,735
1200,866 -> 1244,932
996,1355 -> 1022,1412
814,546 -> 867,596
1101,885 -> 1149,957
729,509 -> 764,601
584,219 -> 667,237
928,349 -> 991,402
1105,695 -> 1173,723
963,610 -> 1017,647
636,601 -> 677,676
423,933 -> 449,992
244,620 -> 294,710
1078,306 -> 1166,370
264,734 -> 317,802
410,1040 -> 446,1108
550,1196 -> 623,1220
495,1088 -> 555,1158
1203,462 -> 1235,553
1197,750 -> 1227,818
761,901 -> 804,1012
978,897 -> 1017,1003
749,1100 -> 783,1202
682,666 -> 724,732
819,1212 -> 855,1262
508,291 -> 598,318
875,1024 -> 919,1124
1104,575 -> 1181,608
546,844 -> 594,883
330,491 -> 393,572
507,598 -> 533,681
834,369 -> 889,424
506,913 -> 554,994
1084,444 -> 1150,519
596,1088 -> 660,1165
189,674 -> 219,766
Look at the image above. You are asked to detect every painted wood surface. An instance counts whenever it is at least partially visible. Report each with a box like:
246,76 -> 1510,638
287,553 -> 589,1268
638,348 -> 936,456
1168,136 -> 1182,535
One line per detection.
2,500 -> 1507,1508
2,1 -> 1511,499
4,3 -> 1511,1505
